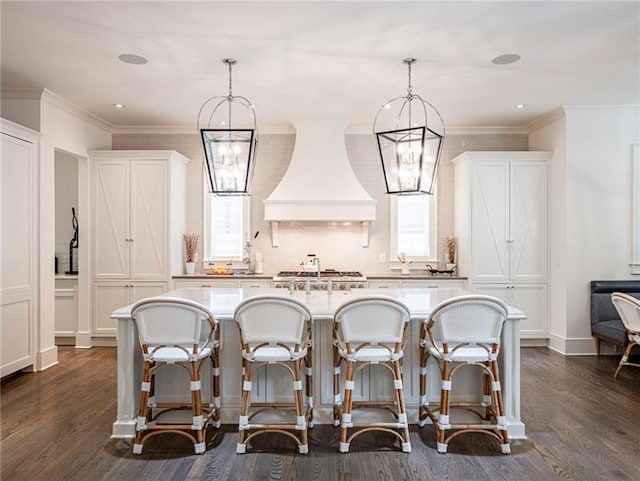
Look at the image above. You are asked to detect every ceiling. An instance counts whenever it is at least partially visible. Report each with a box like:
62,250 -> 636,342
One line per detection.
1,1 -> 639,131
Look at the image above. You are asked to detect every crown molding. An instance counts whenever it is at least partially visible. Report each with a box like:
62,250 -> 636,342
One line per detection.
1,87 -> 114,134
525,107 -> 566,133
40,89 -> 114,133
562,105 -> 640,116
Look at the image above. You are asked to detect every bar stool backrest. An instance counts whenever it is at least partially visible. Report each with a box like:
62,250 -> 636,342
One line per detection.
234,295 -> 312,346
428,295 -> 508,345
612,292 -> 640,333
334,296 -> 410,346
131,297 -> 215,350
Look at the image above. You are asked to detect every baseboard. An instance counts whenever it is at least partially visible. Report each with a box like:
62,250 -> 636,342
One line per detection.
548,333 -> 600,355
55,336 -> 76,346
74,332 -> 93,349
521,338 -> 549,347
37,345 -> 59,371
91,337 -> 117,347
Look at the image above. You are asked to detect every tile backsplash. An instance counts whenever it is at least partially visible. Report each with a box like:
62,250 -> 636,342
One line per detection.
113,131 -> 527,275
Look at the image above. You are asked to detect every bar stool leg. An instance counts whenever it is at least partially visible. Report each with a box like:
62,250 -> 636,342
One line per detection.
133,361 -> 153,455
211,332 -> 221,428
489,359 -> 510,454
339,359 -> 355,453
332,344 -> 342,427
418,330 -> 431,427
237,359 -> 253,454
292,358 -> 308,453
436,360 -> 451,453
393,359 -> 411,452
305,345 -> 314,428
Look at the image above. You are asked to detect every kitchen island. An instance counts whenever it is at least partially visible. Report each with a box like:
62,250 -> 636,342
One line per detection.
110,287 -> 526,439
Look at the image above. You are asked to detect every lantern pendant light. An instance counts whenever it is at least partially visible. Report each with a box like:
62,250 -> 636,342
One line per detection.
373,58 -> 445,195
198,58 -> 258,195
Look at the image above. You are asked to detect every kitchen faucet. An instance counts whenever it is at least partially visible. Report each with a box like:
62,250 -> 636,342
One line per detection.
312,256 -> 321,280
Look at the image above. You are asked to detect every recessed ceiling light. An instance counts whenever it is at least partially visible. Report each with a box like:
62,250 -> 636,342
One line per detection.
514,104 -> 526,109
492,54 -> 521,65
118,53 -> 148,65
112,103 -> 125,109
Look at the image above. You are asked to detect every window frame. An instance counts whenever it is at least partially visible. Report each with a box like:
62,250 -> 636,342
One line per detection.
389,193 -> 438,263
203,177 -> 251,262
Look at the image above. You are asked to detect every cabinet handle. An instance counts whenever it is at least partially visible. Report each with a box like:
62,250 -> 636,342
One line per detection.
200,285 -> 210,288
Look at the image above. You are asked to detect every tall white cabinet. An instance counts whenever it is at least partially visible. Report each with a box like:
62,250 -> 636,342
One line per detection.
1,120 -> 39,377
453,151 -> 550,339
90,150 -> 189,337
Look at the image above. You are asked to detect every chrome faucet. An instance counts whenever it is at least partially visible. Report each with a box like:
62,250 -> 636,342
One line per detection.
312,256 -> 321,280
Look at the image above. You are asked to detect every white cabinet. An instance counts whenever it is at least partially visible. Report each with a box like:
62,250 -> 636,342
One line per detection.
453,151 -> 550,338
93,281 -> 168,336
474,283 -> 548,338
55,277 -> 78,340
367,279 -> 466,290
1,120 -> 39,377
90,150 -> 188,337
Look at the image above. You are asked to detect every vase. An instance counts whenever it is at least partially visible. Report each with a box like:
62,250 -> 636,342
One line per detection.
401,263 -> 410,275
185,262 -> 196,275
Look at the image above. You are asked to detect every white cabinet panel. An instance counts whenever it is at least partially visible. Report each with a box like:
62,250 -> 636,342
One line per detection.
93,160 -> 129,278
130,160 -> 167,279
474,283 -> 548,339
1,124 -> 37,377
367,280 -> 400,289
510,162 -> 547,281
93,281 -> 167,336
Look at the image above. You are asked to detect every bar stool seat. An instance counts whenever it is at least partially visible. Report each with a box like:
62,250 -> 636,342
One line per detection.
130,296 -> 221,455
233,294 -> 313,454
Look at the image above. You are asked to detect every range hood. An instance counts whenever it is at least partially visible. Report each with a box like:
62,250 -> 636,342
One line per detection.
264,120 -> 376,246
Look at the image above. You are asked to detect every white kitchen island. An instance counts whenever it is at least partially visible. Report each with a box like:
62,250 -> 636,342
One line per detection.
111,287 -> 527,439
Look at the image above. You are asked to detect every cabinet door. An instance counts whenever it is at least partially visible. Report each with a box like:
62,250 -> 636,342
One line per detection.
473,283 -> 548,338
130,282 -> 168,304
55,288 -> 77,336
130,160 -> 168,279
509,284 -> 548,338
509,162 -> 547,281
471,163 -> 509,282
239,280 -> 272,290
1,130 -> 36,376
93,161 -> 130,278
93,282 -> 130,336
367,280 -> 401,289
401,279 -> 466,290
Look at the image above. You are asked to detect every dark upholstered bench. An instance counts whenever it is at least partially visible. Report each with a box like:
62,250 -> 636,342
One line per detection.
590,280 -> 640,355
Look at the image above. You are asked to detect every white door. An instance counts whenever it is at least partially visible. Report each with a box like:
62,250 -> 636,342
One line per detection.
510,162 -> 547,281
93,160 -> 129,278
1,131 -> 36,376
130,160 -> 167,280
471,163 -> 509,282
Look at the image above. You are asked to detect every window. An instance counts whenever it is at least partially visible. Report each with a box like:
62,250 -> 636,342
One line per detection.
390,194 -> 437,261
204,194 -> 250,260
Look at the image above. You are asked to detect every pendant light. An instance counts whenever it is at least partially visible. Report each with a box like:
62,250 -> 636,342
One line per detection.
373,58 -> 445,195
198,58 -> 258,195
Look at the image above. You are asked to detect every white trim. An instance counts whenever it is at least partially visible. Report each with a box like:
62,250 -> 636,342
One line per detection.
36,345 -> 59,371
632,144 -> 640,274
389,194 -> 438,264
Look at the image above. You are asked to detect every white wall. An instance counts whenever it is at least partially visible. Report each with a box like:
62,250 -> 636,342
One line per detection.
113,131 -> 528,275
531,106 -> 640,354
40,90 -> 112,353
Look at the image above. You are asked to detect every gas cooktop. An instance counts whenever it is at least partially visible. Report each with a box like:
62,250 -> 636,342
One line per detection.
274,270 -> 365,280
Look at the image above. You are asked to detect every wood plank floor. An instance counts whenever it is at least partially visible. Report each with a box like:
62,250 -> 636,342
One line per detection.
2,347 -> 639,481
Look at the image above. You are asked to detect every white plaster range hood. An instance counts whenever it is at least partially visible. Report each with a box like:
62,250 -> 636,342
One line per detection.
264,120 -> 376,246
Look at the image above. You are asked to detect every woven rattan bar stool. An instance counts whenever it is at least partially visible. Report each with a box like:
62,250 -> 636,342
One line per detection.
130,297 -> 221,455
233,294 -> 313,454
418,294 -> 510,454
332,295 -> 412,453
611,292 -> 640,378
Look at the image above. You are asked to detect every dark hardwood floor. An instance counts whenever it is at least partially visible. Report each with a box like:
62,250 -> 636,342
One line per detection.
2,346 -> 639,481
